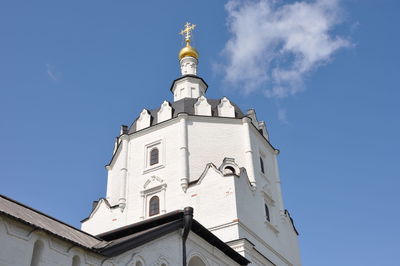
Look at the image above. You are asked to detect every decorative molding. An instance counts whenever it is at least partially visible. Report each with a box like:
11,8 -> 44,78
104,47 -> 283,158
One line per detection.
143,139 -> 165,173
246,109 -> 258,127
219,157 -> 241,176
140,178 -> 167,219
261,187 -> 275,206
265,220 -> 279,234
209,220 -> 292,266
3,217 -> 32,240
143,176 -> 164,189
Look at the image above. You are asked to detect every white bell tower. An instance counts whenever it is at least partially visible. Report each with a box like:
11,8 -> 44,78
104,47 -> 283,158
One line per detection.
82,22 -> 301,266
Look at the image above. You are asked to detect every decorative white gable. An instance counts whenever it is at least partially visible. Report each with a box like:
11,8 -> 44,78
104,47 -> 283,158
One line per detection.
258,121 -> 269,140
157,101 -> 172,123
247,109 -> 258,127
217,97 -> 235,118
194,96 -> 211,116
136,109 -> 151,130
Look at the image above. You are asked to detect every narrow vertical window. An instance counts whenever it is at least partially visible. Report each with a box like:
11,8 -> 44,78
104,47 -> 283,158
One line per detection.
149,196 -> 160,216
260,157 -> 265,174
72,256 -> 81,266
150,148 -> 159,166
265,204 -> 270,222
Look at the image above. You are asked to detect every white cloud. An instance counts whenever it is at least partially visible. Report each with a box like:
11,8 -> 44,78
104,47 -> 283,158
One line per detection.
221,0 -> 350,97
46,64 -> 60,81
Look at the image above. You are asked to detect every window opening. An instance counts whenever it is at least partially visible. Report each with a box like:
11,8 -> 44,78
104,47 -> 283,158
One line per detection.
149,196 -> 160,216
265,204 -> 270,222
150,148 -> 159,166
260,157 -> 265,174
224,166 -> 236,175
72,256 -> 81,266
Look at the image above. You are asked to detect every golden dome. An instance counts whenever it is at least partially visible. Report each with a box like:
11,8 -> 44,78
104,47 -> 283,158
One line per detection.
179,43 -> 199,60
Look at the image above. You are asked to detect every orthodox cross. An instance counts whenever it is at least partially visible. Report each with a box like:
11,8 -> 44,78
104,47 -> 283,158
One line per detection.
180,22 -> 196,43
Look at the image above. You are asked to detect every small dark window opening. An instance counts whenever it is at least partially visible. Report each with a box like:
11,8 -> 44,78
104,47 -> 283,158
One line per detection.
149,196 -> 160,216
224,166 -> 236,175
150,148 -> 159,166
260,157 -> 265,174
265,204 -> 270,222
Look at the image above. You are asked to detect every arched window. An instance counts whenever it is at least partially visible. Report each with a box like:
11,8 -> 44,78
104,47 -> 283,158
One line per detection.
188,256 -> 206,266
265,204 -> 270,222
224,166 -> 236,175
72,256 -> 81,266
30,240 -> 44,266
149,196 -> 160,216
150,148 -> 159,166
135,262 -> 143,266
260,157 -> 265,174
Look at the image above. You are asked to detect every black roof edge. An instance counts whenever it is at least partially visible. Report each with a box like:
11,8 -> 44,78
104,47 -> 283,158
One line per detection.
96,210 -> 183,241
169,75 -> 208,92
95,208 -> 249,265
248,118 -> 278,152
285,209 -> 299,235
191,220 -> 250,265
99,220 -> 183,257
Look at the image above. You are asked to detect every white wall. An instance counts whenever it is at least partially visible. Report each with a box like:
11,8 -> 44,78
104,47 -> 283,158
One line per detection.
0,216 -> 105,266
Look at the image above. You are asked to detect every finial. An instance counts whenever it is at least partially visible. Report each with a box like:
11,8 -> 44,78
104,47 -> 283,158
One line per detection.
180,22 -> 196,45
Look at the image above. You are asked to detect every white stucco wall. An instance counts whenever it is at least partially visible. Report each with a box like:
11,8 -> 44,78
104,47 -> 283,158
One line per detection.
0,216 -> 105,266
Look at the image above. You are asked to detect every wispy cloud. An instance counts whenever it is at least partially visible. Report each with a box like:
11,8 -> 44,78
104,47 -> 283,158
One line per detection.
220,0 -> 350,98
46,64 -> 60,81
277,107 -> 289,124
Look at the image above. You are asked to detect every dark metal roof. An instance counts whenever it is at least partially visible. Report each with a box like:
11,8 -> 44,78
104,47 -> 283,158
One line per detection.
0,195 -> 107,250
97,210 -> 250,265
128,97 -> 246,133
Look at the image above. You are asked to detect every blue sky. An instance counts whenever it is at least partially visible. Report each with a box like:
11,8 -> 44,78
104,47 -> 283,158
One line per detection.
1,1 -> 399,265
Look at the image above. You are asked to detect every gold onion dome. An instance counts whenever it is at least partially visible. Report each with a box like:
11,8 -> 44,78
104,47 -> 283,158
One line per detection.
179,22 -> 199,60
179,42 -> 199,60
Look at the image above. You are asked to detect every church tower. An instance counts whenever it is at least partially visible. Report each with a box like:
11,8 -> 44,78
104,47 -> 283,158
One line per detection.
81,23 -> 301,266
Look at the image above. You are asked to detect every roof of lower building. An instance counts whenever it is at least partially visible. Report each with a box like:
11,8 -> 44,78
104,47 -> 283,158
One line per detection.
0,194 -> 250,265
128,97 -> 246,133
0,194 -> 107,250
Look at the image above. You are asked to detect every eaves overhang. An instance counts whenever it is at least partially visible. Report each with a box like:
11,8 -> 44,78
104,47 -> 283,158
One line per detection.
169,74 -> 208,92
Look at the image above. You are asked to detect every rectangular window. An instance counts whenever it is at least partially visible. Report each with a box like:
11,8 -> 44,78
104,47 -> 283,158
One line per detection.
260,156 -> 265,174
144,139 -> 165,173
265,204 -> 270,222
